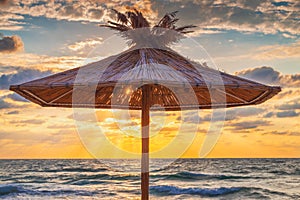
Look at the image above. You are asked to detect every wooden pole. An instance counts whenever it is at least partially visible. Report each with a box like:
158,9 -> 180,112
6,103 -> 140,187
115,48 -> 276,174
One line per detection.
141,85 -> 150,200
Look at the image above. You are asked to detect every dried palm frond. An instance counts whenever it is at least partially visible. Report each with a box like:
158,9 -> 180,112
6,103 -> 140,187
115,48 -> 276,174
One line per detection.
175,25 -> 197,33
111,9 -> 128,24
156,11 -> 179,28
100,9 -> 196,47
125,9 -> 150,29
99,21 -> 130,32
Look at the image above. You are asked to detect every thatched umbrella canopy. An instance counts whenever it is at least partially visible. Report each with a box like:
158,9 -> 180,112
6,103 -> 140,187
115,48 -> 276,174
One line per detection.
9,47 -> 280,110
10,9 -> 280,200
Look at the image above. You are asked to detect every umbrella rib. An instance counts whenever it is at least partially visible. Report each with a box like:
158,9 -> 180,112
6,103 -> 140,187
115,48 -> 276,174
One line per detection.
247,90 -> 269,104
194,89 -> 211,104
23,89 -> 48,105
216,88 -> 248,103
48,89 -> 73,104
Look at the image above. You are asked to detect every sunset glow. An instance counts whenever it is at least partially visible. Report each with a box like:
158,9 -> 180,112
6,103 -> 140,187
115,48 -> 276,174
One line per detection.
0,0 -> 299,159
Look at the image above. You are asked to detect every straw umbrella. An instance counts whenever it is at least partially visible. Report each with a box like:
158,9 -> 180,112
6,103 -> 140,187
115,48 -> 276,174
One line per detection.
10,10 -> 281,200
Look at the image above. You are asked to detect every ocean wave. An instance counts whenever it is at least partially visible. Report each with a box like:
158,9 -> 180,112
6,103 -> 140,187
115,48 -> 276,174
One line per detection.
269,169 -> 300,176
0,184 -> 100,197
156,171 -> 260,181
150,185 -> 243,196
63,173 -> 140,185
259,188 -> 294,197
0,185 -> 23,196
42,167 -> 108,173
1,159 -> 298,199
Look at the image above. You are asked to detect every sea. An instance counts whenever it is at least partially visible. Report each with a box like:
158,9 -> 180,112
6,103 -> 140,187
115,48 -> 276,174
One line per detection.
0,159 -> 299,199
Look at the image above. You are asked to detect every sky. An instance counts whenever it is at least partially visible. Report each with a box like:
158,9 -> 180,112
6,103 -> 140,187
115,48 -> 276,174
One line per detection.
0,0 -> 299,159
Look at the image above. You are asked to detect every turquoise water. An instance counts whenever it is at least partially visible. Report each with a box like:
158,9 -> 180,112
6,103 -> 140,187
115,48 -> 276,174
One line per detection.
0,159 -> 299,199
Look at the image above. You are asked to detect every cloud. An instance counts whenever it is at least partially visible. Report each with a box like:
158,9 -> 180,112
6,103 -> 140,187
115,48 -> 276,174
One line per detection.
54,3 -> 105,21
275,89 -> 300,100
180,107 -> 265,124
0,0 -> 9,6
67,37 -> 103,55
235,66 -> 280,85
261,96 -> 300,118
280,74 -> 300,88
264,112 -> 274,118
88,8 -> 105,19
276,97 -> 300,110
0,53 -> 85,71
58,4 -> 84,18
0,34 -> 24,53
0,12 -> 24,30
226,107 -> 265,118
0,67 -> 53,90
151,0 -> 300,37
229,120 -> 271,130
201,111 -> 233,122
264,130 -> 300,136
0,1 -> 121,27
1,0 -> 299,38
0,94 -> 30,109
10,119 -> 45,125
253,41 -> 300,60
289,132 -> 300,136
5,93 -> 29,102
46,124 -> 74,129
0,98 -> 13,109
55,2 -> 105,21
181,111 -> 201,123
0,129 -> 62,147
276,110 -> 299,118
236,66 -> 300,87
267,131 -> 288,135
6,110 -> 19,115
282,33 -> 297,39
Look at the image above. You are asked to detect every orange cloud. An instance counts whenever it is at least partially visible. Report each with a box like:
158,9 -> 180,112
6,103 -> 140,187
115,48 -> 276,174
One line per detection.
253,41 -> 300,60
68,37 -> 103,55
0,34 -> 24,53
0,52 -> 85,71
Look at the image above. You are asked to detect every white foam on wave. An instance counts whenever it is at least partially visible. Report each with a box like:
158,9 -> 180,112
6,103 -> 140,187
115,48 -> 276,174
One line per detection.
150,185 -> 243,196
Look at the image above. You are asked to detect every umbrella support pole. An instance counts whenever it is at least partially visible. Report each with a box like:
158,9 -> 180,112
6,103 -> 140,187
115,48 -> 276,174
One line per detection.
141,85 -> 150,200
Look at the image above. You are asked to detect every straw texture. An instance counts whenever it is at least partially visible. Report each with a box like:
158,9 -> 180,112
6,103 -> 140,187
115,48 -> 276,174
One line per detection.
10,48 -> 280,111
